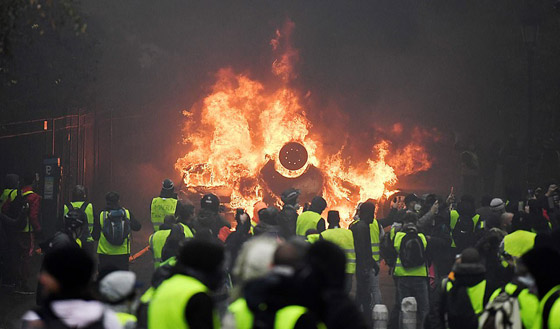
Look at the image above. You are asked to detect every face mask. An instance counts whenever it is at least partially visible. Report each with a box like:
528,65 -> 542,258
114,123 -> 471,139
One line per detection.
414,204 -> 422,212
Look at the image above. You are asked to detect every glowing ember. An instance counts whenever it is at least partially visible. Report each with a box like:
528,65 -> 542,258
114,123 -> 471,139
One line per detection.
175,20 -> 433,224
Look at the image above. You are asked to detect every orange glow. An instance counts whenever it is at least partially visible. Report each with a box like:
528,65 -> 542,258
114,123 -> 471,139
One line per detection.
175,20 -> 432,223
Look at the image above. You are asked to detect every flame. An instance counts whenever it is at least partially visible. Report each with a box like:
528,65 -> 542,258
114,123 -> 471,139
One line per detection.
175,20 -> 432,221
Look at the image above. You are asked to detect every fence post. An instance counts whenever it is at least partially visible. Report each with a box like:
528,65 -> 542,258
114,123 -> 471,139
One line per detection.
401,297 -> 417,329
373,304 -> 388,329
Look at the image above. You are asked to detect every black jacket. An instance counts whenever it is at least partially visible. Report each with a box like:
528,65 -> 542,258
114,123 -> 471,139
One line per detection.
277,205 -> 299,238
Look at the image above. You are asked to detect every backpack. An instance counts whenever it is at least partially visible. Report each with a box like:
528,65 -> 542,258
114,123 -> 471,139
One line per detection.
66,202 -> 89,224
34,304 -> 105,329
101,208 -> 130,246
380,231 -> 398,267
478,288 -> 522,329
399,226 -> 426,268
3,190 -> 29,231
452,214 -> 475,251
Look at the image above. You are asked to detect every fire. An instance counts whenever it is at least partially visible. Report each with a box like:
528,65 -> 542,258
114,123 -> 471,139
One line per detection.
175,20 -> 433,224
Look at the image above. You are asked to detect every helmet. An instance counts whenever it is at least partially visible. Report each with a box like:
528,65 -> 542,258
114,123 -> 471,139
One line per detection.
281,188 -> 300,205
201,193 -> 220,212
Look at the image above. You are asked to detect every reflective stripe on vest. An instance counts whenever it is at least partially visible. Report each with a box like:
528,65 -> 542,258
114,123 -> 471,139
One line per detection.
97,208 -> 131,255
116,312 -> 137,328
317,228 -> 356,274
296,211 -> 322,236
229,298 -> 253,329
21,191 -> 35,232
446,279 -> 487,315
148,274 -> 216,329
274,305 -> 326,329
150,197 -> 178,232
450,210 -> 481,248
370,220 -> 381,261
393,231 -> 428,277
149,229 -> 171,268
64,201 -> 95,241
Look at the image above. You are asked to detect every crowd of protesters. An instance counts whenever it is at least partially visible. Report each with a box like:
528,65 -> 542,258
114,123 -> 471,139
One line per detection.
1,172 -> 560,329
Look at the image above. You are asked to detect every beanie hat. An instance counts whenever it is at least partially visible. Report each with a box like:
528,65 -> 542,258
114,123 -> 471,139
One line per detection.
162,178 -> 174,191
201,193 -> 220,212
99,271 -> 136,303
490,198 -> 505,211
43,247 -> 93,294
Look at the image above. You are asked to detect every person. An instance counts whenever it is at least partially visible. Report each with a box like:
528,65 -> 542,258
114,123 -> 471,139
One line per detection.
149,215 -> 178,268
439,248 -> 489,329
150,178 -> 179,232
63,185 -> 96,254
0,173 -> 19,209
307,210 -> 356,292
253,206 -> 282,238
522,247 -> 560,329
176,201 -> 196,237
21,247 -> 122,329
391,212 -> 429,329
277,188 -> 301,238
449,199 -> 483,253
476,195 -> 494,229
224,208 -> 253,274
194,193 -> 230,240
295,196 -> 326,237
14,172 -> 42,294
93,192 -> 141,272
148,239 -> 225,329
223,236 -> 279,329
350,201 -> 380,327
99,271 -> 139,329
302,240 -> 368,329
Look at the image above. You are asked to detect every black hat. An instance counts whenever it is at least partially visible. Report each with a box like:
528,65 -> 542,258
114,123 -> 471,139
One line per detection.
281,188 -> 300,205
178,239 -> 224,273
258,206 -> 279,225
404,193 -> 420,205
309,196 -> 327,214
162,178 -> 174,191
201,193 -> 220,212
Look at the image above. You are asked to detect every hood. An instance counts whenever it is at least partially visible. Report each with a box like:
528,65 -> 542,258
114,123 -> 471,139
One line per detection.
452,263 -> 486,287
50,300 -> 107,328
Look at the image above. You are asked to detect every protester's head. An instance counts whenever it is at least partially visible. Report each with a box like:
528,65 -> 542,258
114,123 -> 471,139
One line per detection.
63,208 -> 87,239
163,214 -> 176,227
309,196 -> 327,215
258,206 -> 279,225
105,191 -> 120,206
71,185 -> 87,202
273,239 -> 308,270
162,224 -> 185,262
281,188 -> 300,206
424,194 -> 437,208
98,271 -> 137,304
460,194 -> 476,208
327,210 -> 341,228
522,247 -> 560,298
200,193 -> 220,213
177,201 -> 195,224
21,171 -> 36,187
358,201 -> 376,224
232,236 -> 278,285
305,240 -> 346,291
402,212 -> 418,225
490,198 -> 506,214
480,195 -> 492,208
404,193 -> 420,210
162,178 -> 174,192
40,247 -> 94,299
457,200 -> 476,218
499,212 -> 514,232
4,174 -> 19,189
459,247 -> 481,264
177,239 -> 224,290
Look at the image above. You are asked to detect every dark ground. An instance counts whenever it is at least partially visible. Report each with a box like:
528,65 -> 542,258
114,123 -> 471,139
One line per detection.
0,239 -> 396,329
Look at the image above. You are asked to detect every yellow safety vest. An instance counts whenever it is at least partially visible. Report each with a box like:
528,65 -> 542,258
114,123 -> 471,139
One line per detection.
446,279 -> 487,315
489,282 -> 538,329
150,197 -> 178,231
64,201 -> 95,242
450,210 -> 481,248
0,188 -> 16,209
532,285 -> 560,329
116,312 -> 137,329
274,305 -> 326,329
308,228 -> 356,274
393,231 -> 428,277
149,229 -> 171,268
503,230 -> 536,258
148,274 -> 220,329
97,208 -> 132,255
296,211 -> 322,237
370,220 -> 381,262
228,298 -> 253,329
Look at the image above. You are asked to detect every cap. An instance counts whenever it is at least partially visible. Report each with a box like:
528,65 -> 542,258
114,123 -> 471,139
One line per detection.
99,271 -> 137,303
281,188 -> 300,205
201,193 -> 220,212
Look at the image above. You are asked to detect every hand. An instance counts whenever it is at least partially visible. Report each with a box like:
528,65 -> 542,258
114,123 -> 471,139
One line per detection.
430,200 -> 439,214
239,213 -> 249,224
546,184 -> 558,197
391,198 -> 398,209
446,194 -> 455,205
